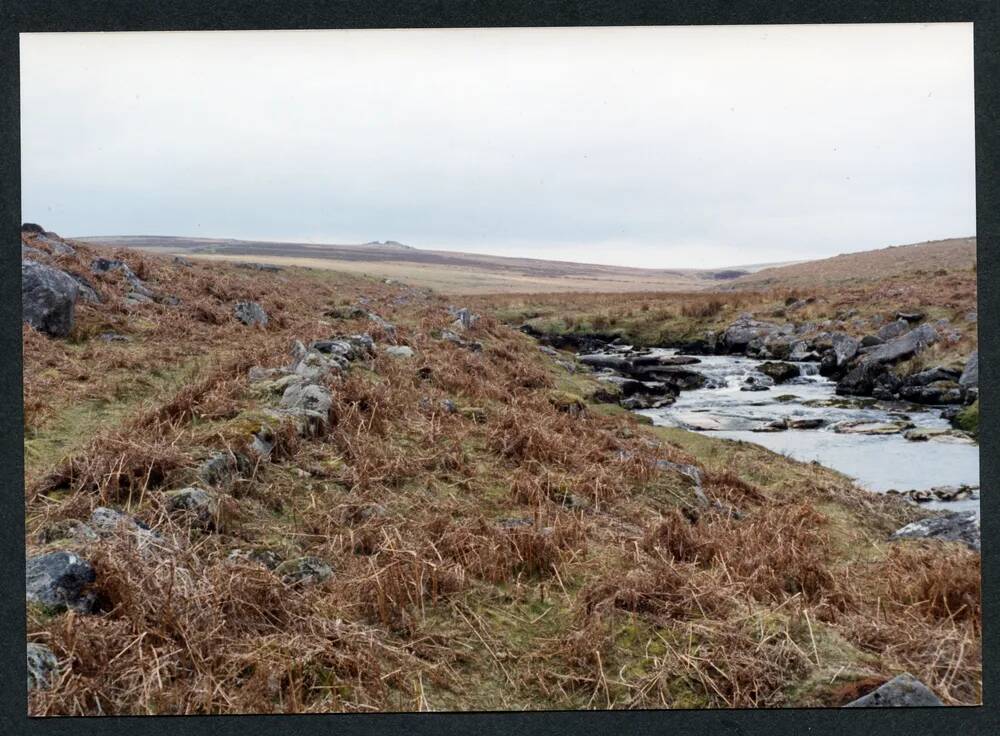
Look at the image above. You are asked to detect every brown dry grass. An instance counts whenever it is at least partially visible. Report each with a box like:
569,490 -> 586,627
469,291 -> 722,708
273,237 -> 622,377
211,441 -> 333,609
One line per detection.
24,232 -> 980,714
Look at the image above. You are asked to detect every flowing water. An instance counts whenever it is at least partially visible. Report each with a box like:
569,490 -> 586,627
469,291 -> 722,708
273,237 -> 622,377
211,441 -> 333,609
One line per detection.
625,350 -> 980,515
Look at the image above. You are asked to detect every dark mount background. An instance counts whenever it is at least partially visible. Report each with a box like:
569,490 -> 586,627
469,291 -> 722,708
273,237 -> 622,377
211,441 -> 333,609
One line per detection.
1,2 -> 997,736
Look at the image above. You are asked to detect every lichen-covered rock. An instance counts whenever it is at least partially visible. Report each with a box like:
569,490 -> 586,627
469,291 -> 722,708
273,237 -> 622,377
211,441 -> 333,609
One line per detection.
234,300 -> 268,327
876,319 -> 910,341
27,643 -> 59,691
26,551 -> 96,613
198,451 -> 252,490
275,556 -> 333,586
366,311 -> 396,339
91,257 -> 155,298
164,487 -> 222,529
842,673 -> 943,707
862,324 -> 938,366
891,511 -> 980,551
280,381 -> 332,416
384,345 -> 414,359
448,306 -> 480,331
289,341 -> 341,380
547,391 -> 586,416
960,351 -> 978,387
22,260 -> 81,337
311,333 -> 375,362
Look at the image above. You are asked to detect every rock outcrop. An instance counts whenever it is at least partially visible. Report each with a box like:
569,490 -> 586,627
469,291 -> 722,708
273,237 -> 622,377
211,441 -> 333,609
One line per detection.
890,511 -> 980,551
842,673 -> 943,707
22,260 -> 81,337
234,300 -> 268,327
26,551 -> 96,612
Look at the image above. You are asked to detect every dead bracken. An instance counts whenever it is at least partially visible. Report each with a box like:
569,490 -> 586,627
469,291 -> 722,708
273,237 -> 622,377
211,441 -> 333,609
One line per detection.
22,230 -> 980,714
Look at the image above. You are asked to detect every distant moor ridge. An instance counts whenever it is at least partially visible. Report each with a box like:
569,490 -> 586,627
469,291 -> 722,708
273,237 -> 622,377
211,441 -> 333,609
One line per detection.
75,235 -> 977,295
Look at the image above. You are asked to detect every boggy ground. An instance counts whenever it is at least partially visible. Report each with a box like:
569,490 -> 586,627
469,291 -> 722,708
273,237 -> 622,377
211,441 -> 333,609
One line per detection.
23,236 -> 980,714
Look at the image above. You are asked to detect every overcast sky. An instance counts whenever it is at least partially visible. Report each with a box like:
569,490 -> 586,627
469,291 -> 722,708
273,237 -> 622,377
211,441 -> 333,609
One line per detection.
20,24 -> 975,269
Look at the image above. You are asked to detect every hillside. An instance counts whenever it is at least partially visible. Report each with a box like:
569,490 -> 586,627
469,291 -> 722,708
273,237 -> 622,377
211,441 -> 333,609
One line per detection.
75,235 -> 731,295
727,237 -> 977,290
22,228 -> 980,714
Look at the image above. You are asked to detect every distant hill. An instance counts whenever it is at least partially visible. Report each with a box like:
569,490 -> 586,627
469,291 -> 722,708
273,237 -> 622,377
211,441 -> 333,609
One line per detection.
74,235 -> 724,294
726,237 -> 977,290
73,234 -> 977,296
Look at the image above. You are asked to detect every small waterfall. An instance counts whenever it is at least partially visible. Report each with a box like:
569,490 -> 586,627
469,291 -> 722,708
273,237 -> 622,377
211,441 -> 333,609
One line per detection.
799,363 -> 820,377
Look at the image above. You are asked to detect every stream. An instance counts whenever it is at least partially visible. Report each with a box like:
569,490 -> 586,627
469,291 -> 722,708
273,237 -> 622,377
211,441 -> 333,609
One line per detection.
617,350 -> 980,515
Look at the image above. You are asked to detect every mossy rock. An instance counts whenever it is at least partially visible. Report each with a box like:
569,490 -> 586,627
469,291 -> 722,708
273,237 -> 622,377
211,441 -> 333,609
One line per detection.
953,399 -> 979,437
547,390 -> 587,415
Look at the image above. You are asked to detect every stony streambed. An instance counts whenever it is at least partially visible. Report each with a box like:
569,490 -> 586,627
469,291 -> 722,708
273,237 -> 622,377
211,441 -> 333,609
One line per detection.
586,347 -> 981,516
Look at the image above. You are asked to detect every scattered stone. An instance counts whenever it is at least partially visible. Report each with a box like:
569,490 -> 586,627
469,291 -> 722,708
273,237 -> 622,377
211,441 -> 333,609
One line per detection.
366,311 -> 396,339
67,273 -> 101,303
22,260 -> 81,337
787,417 -> 825,430
173,255 -> 192,267
198,451 -> 253,490
903,427 -> 975,444
834,419 -> 914,435
959,351 -> 978,387
248,366 -> 284,382
890,511 -> 980,551
620,394 -> 676,410
234,300 -> 268,327
843,673 -> 943,707
275,556 -> 333,586
448,306 -> 480,331
758,361 -> 800,383
91,257 -> 155,298
898,380 -> 965,405
311,333 -> 375,361
250,425 -> 276,458
384,345 -> 415,359
98,332 -> 130,342
164,487 -> 222,529
289,342 -> 340,380
440,398 -> 457,413
236,261 -> 282,272
548,391 -> 586,416
497,518 -> 534,529
860,335 -> 883,348
325,305 -> 368,320
27,643 -> 59,691
539,345 -> 559,357
863,324 -> 938,365
280,381 -> 333,417
26,551 -> 96,613
831,333 -> 860,367
753,419 -> 788,432
876,319 -> 910,341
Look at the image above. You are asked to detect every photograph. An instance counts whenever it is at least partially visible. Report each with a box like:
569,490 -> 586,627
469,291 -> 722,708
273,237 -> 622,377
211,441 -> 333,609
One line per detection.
20,23 -> 980,715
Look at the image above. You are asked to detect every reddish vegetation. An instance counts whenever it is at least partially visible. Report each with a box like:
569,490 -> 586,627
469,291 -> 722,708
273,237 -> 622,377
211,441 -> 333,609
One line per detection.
23,233 -> 980,713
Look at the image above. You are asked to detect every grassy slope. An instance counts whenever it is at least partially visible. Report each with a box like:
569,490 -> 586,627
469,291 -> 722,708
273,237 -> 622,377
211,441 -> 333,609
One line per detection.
728,237 -> 976,290
482,246 -> 977,367
23,234 -> 980,714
